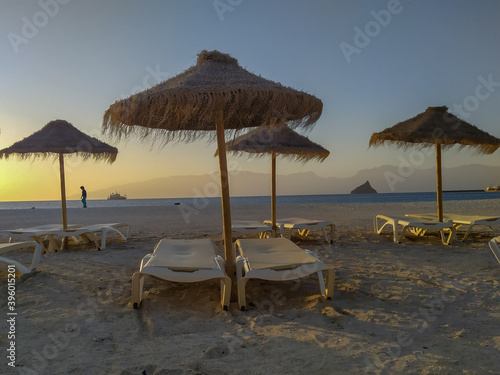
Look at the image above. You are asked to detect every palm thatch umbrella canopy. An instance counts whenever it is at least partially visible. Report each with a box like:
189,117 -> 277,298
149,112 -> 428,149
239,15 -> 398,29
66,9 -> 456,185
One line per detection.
219,124 -> 329,233
369,106 -> 500,221
0,119 -> 118,229
102,50 -> 323,283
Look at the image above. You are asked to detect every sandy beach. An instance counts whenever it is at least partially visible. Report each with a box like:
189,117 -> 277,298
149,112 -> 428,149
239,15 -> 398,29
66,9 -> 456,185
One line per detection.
1,198 -> 500,375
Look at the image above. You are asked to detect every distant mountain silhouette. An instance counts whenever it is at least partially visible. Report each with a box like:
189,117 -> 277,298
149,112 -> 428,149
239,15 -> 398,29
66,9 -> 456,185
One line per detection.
70,164 -> 500,199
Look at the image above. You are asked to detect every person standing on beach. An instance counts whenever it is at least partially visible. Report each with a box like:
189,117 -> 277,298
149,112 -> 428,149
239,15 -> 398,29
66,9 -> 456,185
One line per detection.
80,186 -> 87,208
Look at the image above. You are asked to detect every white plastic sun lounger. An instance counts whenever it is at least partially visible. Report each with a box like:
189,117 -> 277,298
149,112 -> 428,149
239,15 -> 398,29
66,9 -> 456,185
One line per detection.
374,214 -> 455,245
406,213 -> 500,241
72,223 -> 129,249
0,241 -> 42,275
488,237 -> 500,264
0,223 -> 129,252
263,217 -> 336,244
0,224 -> 82,252
232,220 -> 272,238
132,239 -> 231,310
234,237 -> 334,311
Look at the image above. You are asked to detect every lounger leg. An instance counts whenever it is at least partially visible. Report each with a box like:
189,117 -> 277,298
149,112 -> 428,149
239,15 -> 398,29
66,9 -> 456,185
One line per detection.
330,224 -> 335,244
131,273 -> 145,309
259,231 -> 271,239
100,227 -> 127,249
374,216 -> 398,242
439,229 -> 447,245
298,229 -> 310,237
85,233 -> 101,251
220,277 -> 231,310
46,235 -> 60,252
100,229 -> 108,249
237,278 -> 249,311
393,222 -> 400,243
29,243 -> 42,272
462,225 -> 473,241
322,224 -> 335,244
0,257 -> 31,275
0,243 -> 40,274
317,271 -> 326,295
373,217 -> 379,233
29,236 -> 49,253
438,228 -> 454,245
489,239 -> 500,264
446,228 -> 455,245
324,269 -> 335,299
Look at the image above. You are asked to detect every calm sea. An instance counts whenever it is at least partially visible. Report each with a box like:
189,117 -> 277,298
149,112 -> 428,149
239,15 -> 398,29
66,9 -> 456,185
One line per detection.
1,191 -> 499,210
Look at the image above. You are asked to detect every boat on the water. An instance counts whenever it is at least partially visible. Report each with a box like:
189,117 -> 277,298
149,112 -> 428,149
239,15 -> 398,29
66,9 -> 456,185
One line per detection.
107,192 -> 127,200
485,185 -> 500,192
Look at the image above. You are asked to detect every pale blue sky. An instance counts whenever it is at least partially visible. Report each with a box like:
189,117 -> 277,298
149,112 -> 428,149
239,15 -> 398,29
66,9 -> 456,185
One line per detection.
1,0 -> 500,199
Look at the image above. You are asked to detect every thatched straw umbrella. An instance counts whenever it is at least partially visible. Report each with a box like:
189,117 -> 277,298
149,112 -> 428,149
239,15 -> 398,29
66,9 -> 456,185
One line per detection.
369,106 -> 500,221
0,119 -> 118,230
219,123 -> 329,234
103,50 -> 323,283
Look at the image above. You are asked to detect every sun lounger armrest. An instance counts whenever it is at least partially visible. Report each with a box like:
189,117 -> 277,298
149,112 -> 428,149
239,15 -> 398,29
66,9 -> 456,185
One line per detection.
0,241 -> 42,274
304,249 -> 319,260
213,255 -> 226,270
139,254 -> 154,270
235,255 -> 248,279
489,237 -> 500,264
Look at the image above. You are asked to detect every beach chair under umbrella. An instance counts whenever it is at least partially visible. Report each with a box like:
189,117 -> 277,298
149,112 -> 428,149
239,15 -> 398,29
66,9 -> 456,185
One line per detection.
369,106 -> 500,221
0,119 -> 118,230
102,50 -> 323,285
220,123 -> 330,234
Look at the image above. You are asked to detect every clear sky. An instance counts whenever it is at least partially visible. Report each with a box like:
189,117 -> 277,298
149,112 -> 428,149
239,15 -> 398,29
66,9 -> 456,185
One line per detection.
1,0 -> 499,200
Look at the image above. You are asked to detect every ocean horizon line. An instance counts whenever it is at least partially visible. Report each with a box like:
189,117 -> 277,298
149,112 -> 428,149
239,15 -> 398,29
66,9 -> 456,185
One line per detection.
1,189 -> 490,203
1,190 -> 499,210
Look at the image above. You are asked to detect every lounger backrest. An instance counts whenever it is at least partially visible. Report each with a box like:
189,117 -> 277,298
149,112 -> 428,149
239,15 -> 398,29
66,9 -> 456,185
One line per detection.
236,238 -> 318,271
148,239 -> 219,271
489,237 -> 500,264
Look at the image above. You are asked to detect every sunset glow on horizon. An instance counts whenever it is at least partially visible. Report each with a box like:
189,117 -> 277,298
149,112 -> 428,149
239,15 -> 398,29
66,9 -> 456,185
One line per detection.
1,0 -> 500,201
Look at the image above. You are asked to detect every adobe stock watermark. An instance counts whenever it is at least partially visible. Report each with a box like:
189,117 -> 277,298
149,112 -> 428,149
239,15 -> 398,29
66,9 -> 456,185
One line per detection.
7,0 -> 71,54
339,0 -> 409,64
119,65 -> 170,100
6,265 -> 17,368
213,0 -> 243,22
452,74 -> 500,120
383,73 -> 500,192
19,267 -> 130,374
48,63 -> 170,177
363,283 -> 463,374
48,126 -> 112,178
178,160 -> 242,224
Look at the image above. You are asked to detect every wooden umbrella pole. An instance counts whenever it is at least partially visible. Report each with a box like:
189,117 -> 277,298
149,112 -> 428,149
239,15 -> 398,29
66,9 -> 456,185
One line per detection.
215,108 -> 235,286
271,152 -> 277,236
59,153 -> 69,249
59,153 -> 68,229
435,141 -> 443,222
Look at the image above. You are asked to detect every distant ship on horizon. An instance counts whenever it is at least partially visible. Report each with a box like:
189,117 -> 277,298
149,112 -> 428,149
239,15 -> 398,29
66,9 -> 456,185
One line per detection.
485,185 -> 500,192
107,192 -> 127,200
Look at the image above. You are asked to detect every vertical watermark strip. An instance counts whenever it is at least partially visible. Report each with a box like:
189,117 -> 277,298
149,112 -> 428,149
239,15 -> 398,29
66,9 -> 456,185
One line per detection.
6,265 -> 17,368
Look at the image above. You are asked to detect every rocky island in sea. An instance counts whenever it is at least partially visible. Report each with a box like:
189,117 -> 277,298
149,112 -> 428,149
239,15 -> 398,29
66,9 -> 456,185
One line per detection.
351,180 -> 377,194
